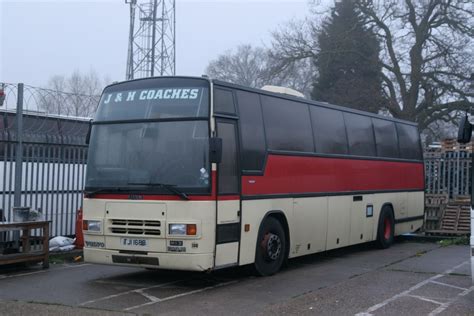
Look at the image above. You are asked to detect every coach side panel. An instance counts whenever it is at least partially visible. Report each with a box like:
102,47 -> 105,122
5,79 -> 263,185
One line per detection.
238,155 -> 425,266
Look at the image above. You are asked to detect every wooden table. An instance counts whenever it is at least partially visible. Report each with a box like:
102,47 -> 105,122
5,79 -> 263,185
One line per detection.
0,221 -> 50,268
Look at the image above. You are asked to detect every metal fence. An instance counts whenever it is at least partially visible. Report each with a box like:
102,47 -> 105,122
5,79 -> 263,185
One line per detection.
424,150 -> 471,198
0,83 -> 92,238
0,82 -> 471,237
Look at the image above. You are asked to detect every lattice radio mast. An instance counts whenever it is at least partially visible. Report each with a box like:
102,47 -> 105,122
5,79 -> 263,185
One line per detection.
125,0 -> 176,80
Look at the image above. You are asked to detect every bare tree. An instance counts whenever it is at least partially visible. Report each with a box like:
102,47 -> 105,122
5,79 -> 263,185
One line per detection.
206,45 -> 270,88
206,44 -> 315,97
269,19 -> 318,75
41,75 -> 67,115
355,0 -> 474,130
269,0 -> 473,133
40,70 -> 104,117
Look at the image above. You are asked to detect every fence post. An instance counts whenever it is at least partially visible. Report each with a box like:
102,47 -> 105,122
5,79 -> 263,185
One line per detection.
11,83 -> 24,247
14,83 -> 24,208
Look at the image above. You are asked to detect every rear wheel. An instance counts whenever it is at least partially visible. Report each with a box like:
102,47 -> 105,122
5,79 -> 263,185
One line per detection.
254,217 -> 287,276
376,206 -> 395,249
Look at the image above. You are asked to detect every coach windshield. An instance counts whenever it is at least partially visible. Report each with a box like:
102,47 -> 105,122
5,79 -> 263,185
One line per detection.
85,78 -> 211,194
95,78 -> 209,121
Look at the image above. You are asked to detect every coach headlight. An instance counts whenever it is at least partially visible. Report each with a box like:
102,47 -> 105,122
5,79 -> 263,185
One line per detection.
169,223 -> 197,236
83,220 -> 102,233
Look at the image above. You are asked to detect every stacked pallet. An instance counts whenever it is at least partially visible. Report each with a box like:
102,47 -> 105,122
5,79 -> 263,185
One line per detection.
424,194 -> 448,232
426,195 -> 471,236
439,204 -> 470,234
441,138 -> 474,152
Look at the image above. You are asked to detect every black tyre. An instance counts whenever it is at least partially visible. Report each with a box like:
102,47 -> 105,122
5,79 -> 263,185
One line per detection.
376,206 -> 395,249
254,217 -> 287,276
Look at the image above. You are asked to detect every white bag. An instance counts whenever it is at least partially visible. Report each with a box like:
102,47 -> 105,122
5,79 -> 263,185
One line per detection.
49,236 -> 75,252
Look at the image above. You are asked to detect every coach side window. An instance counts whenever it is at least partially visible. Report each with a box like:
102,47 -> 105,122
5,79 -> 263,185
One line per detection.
344,113 -> 376,157
310,107 -> 348,155
214,88 -> 236,114
396,123 -> 422,160
373,118 -> 399,158
236,90 -> 266,172
261,95 -> 314,153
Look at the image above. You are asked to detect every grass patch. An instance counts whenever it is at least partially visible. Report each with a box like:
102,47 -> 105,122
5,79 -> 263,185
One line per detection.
438,236 -> 469,247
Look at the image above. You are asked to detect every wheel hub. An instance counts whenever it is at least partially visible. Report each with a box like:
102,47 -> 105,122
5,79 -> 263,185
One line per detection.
264,233 -> 281,261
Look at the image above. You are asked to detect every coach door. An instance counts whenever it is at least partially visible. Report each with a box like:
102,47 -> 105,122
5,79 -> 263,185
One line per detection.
214,119 -> 241,268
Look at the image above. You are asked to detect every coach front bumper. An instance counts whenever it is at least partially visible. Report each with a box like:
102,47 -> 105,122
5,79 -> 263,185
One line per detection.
84,247 -> 214,271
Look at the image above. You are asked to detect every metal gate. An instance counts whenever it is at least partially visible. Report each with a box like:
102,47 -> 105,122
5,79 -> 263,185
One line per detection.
425,150 -> 471,197
0,83 -> 92,237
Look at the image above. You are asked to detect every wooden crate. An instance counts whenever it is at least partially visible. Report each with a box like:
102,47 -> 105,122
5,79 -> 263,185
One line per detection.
427,203 -> 470,236
0,221 -> 50,268
424,194 -> 449,232
441,138 -> 474,152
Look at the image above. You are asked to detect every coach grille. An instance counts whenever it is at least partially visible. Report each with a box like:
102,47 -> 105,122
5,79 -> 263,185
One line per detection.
111,227 -> 127,234
109,219 -> 162,236
111,219 -> 127,226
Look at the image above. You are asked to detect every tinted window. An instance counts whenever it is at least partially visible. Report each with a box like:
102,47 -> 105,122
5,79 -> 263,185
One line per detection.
310,107 -> 348,154
261,95 -> 314,152
96,78 -> 209,121
236,90 -> 266,171
214,88 -> 236,114
86,121 -> 210,192
217,121 -> 239,194
344,113 -> 376,156
373,118 -> 399,158
396,123 -> 422,160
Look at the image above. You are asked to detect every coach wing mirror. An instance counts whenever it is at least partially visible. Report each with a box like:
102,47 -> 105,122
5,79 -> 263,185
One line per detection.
457,113 -> 472,144
85,120 -> 93,145
209,137 -> 223,163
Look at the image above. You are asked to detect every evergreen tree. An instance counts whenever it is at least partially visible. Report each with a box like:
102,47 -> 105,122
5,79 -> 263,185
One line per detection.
311,0 -> 384,113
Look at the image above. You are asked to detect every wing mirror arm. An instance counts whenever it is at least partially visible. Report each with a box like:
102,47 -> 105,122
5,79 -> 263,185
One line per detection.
85,120 -> 93,145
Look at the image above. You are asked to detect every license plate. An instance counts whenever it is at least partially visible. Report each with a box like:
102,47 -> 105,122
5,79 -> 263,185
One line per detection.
121,238 -> 148,247
167,246 -> 186,252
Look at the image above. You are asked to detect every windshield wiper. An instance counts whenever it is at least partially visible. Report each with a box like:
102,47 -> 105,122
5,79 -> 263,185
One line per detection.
127,182 -> 190,200
84,187 -> 130,197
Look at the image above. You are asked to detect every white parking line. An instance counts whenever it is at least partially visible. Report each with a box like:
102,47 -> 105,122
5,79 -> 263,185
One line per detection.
428,285 -> 474,316
79,279 -> 184,306
135,289 -> 160,303
354,260 -> 470,316
406,294 -> 442,305
429,280 -> 468,291
124,280 -> 238,311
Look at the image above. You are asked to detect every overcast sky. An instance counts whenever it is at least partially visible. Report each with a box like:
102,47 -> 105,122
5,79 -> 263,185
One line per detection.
1,0 -> 312,88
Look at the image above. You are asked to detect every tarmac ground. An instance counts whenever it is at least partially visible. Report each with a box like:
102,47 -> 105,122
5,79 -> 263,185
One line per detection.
0,239 -> 472,315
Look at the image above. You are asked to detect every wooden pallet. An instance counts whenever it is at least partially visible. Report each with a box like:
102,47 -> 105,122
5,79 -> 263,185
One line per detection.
424,194 -> 471,235
441,138 -> 474,152
425,194 -> 449,206
438,204 -> 470,235
424,194 -> 449,231
0,221 -> 50,268
452,195 -> 471,205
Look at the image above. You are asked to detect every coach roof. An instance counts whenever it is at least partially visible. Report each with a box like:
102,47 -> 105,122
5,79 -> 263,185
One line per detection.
103,76 -> 418,127
212,79 -> 418,127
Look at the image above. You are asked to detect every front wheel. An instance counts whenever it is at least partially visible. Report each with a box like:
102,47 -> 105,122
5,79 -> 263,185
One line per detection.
376,206 -> 395,249
254,217 -> 287,276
